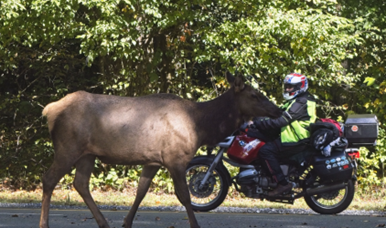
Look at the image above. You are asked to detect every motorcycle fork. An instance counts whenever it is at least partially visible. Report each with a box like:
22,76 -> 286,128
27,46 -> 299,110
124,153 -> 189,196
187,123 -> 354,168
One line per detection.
199,148 -> 225,190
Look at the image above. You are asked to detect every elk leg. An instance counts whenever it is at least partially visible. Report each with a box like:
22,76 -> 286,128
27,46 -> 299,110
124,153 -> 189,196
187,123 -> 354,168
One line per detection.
123,165 -> 160,228
40,160 -> 73,228
168,166 -> 201,228
73,155 -> 110,228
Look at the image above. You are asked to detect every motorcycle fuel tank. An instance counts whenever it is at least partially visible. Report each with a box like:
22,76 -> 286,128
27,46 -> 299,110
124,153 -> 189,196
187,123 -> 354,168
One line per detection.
227,134 -> 265,164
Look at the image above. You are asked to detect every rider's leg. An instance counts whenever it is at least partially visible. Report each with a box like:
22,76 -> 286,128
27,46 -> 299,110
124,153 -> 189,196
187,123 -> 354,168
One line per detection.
258,138 -> 287,184
258,138 -> 293,196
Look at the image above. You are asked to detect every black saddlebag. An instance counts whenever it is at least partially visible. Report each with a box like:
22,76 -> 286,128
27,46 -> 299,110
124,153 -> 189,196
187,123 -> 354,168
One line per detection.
311,150 -> 354,182
344,114 -> 379,147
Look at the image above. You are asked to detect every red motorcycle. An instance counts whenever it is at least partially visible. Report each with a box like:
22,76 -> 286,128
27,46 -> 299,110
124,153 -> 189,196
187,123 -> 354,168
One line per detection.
185,114 -> 378,214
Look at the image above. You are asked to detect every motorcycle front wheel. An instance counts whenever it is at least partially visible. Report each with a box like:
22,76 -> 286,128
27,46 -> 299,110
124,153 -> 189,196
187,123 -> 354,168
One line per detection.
304,179 -> 355,214
185,159 -> 230,212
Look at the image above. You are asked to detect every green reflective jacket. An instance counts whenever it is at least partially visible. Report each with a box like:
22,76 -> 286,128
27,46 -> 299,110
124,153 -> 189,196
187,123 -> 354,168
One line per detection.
280,92 -> 317,146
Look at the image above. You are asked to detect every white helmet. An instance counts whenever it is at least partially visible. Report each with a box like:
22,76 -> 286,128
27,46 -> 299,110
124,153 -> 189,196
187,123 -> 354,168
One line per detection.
283,73 -> 308,100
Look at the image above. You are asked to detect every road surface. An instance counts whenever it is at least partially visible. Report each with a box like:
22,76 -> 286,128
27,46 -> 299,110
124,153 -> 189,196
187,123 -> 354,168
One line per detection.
1,207 -> 386,228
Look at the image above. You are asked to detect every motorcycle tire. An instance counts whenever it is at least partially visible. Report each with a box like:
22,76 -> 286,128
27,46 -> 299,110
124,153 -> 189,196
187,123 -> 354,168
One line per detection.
304,179 -> 355,214
186,158 -> 230,212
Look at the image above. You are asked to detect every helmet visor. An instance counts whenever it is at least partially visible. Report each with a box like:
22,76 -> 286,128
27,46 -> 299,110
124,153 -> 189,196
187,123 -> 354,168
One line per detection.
284,83 -> 296,94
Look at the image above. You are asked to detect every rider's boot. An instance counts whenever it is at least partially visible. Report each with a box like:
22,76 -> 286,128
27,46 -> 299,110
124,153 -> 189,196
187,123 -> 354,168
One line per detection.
268,182 -> 292,196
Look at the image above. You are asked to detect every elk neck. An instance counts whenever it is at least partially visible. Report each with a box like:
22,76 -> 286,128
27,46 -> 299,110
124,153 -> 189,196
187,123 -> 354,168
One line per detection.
194,90 -> 242,146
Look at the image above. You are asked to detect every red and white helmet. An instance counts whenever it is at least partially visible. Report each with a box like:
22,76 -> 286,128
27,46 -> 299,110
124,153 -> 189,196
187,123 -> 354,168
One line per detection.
283,73 -> 308,100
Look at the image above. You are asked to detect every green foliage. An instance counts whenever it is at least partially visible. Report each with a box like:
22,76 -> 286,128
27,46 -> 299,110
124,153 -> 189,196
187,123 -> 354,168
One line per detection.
56,165 -> 177,194
357,127 -> 386,190
0,0 -> 386,193
152,168 -> 175,193
202,7 -> 359,82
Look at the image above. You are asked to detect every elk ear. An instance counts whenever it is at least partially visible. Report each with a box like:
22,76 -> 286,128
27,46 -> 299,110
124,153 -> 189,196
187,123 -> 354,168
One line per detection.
226,71 -> 235,84
226,71 -> 245,92
233,76 -> 245,93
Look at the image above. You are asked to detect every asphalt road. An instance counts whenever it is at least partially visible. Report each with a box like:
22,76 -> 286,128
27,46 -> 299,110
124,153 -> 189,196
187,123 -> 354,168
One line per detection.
1,207 -> 386,228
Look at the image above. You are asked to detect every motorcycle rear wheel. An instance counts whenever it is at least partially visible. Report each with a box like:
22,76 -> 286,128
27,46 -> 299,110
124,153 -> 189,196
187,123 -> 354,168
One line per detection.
304,179 -> 355,214
186,159 -> 230,212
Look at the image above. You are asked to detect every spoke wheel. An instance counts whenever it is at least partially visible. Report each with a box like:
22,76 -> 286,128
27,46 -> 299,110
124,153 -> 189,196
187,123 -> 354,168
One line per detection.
186,159 -> 229,212
304,180 -> 355,214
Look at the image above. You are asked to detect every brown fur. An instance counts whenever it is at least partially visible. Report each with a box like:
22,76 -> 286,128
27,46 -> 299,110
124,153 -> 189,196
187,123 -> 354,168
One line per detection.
39,72 -> 281,228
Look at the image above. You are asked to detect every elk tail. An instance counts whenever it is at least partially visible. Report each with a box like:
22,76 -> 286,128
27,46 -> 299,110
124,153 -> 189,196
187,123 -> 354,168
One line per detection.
42,101 -> 59,117
42,91 -> 83,120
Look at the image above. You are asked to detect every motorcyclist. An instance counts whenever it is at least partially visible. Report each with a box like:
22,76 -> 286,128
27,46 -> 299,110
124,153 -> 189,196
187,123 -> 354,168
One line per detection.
251,73 -> 317,196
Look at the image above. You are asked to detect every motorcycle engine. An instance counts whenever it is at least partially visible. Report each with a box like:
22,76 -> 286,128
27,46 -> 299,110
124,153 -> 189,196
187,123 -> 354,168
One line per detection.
237,168 -> 277,185
236,168 -> 273,197
236,165 -> 291,198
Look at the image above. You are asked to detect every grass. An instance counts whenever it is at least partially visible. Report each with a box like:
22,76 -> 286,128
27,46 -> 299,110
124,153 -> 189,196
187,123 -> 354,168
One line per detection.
1,184 -> 386,212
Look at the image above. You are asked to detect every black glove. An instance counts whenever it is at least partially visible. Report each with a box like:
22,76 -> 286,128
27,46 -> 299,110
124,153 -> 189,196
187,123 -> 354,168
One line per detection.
239,122 -> 250,132
253,115 -> 290,131
246,125 -> 280,142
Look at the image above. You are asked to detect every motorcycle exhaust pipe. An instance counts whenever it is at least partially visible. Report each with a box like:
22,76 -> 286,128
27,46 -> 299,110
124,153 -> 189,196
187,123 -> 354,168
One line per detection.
305,183 -> 346,196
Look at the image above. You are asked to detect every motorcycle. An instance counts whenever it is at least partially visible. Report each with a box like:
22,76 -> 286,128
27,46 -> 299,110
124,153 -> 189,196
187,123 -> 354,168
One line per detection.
185,115 -> 379,214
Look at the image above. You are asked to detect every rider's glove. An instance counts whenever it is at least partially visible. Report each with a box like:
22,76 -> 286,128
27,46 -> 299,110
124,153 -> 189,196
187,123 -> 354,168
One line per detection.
239,122 -> 250,132
253,115 -> 290,131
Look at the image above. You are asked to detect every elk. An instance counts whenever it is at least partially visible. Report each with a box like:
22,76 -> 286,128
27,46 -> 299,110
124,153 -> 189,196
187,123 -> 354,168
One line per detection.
39,72 -> 282,228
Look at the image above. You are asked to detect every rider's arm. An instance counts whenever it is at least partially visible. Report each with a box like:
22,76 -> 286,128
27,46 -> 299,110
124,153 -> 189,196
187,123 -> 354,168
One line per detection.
252,114 -> 290,131
252,98 -> 308,131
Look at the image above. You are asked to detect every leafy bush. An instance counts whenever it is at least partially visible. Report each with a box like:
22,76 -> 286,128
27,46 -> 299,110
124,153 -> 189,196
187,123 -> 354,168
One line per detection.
356,127 -> 386,190
1,0 -> 386,195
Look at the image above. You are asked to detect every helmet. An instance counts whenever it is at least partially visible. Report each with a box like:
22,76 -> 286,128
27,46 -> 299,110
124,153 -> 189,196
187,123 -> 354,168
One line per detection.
282,73 -> 308,100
